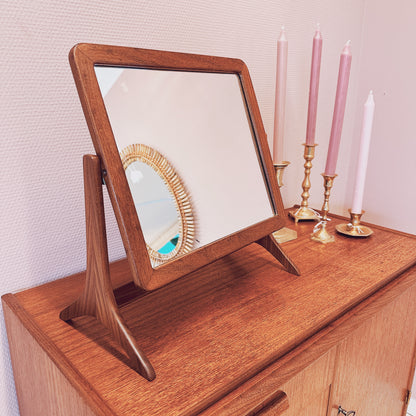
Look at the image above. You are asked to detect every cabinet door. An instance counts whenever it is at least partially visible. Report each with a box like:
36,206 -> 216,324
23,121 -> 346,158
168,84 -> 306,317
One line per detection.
264,349 -> 335,416
328,283 -> 416,416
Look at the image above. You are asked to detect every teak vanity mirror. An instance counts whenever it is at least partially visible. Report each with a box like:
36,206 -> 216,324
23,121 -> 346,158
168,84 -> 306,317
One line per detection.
62,43 -> 299,380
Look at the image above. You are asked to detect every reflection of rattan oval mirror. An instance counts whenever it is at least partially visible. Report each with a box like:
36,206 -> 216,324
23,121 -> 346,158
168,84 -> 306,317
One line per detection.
120,144 -> 194,267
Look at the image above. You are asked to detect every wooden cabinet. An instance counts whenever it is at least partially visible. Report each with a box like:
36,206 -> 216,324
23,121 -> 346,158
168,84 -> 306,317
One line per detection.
280,349 -> 335,416
3,215 -> 416,415
328,283 -> 416,416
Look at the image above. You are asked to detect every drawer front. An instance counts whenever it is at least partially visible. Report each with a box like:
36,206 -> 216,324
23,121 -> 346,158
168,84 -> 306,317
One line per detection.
214,349 -> 336,416
276,349 -> 334,416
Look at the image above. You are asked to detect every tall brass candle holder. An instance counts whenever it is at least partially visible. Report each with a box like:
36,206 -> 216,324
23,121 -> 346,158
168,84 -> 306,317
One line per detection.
289,143 -> 320,222
310,174 -> 337,243
335,210 -> 373,237
272,161 -> 298,244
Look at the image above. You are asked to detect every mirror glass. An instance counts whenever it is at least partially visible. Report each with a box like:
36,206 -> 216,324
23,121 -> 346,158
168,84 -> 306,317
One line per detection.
94,66 -> 274,266
120,143 -> 194,267
125,160 -> 178,253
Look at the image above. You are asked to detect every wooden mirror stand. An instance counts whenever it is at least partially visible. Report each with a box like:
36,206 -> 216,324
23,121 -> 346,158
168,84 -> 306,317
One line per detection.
61,44 -> 300,380
59,154 -> 299,381
60,155 -> 156,380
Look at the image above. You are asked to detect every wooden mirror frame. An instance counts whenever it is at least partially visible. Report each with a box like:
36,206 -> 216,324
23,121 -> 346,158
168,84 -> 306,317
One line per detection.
70,43 -> 293,291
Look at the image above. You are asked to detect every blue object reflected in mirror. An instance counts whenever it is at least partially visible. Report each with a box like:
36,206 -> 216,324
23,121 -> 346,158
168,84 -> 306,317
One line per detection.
120,143 -> 195,267
158,234 -> 179,254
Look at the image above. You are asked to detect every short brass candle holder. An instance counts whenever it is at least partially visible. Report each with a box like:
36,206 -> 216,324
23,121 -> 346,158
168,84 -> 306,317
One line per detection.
335,210 -> 373,237
289,143 -> 320,222
311,173 -> 337,244
274,161 -> 291,187
272,161 -> 298,244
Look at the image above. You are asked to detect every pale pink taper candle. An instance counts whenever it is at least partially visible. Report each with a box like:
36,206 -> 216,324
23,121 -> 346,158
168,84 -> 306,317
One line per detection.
324,41 -> 352,175
305,24 -> 323,145
273,26 -> 288,162
351,91 -> 375,214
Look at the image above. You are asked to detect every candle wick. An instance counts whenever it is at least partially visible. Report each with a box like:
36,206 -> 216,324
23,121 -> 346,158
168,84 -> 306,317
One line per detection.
316,22 -> 321,30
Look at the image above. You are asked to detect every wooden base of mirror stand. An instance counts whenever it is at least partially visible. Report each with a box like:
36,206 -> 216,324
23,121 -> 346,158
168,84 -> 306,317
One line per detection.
59,155 -> 299,382
59,154 -> 156,381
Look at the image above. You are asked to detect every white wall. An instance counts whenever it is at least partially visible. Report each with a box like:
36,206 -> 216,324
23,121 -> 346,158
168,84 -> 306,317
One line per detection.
348,0 -> 416,235
2,1 -> 414,414
356,0 -> 416,395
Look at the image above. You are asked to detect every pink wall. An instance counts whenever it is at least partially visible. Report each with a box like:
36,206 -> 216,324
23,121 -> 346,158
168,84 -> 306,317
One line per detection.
356,0 -> 416,396
347,0 -> 416,236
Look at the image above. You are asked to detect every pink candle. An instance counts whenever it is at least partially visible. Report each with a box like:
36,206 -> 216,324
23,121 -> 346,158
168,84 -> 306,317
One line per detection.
324,41 -> 352,175
305,25 -> 323,145
273,26 -> 288,163
351,91 -> 375,214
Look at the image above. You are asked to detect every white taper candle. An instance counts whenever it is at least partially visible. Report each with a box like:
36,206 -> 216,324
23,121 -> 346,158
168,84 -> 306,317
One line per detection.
351,90 -> 375,214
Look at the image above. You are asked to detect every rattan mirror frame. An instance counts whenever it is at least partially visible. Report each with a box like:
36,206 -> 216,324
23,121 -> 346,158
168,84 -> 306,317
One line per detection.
120,143 -> 194,267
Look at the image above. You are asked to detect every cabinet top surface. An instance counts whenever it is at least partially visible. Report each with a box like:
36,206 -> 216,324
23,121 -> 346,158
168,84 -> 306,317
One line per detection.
4,215 -> 416,416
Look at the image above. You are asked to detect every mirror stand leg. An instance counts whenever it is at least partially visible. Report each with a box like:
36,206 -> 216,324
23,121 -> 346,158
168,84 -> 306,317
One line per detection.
59,154 -> 155,381
256,234 -> 300,276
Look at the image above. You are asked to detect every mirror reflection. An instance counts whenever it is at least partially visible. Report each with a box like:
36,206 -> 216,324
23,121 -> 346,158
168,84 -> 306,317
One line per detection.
120,143 -> 194,267
125,160 -> 179,254
95,66 -> 274,267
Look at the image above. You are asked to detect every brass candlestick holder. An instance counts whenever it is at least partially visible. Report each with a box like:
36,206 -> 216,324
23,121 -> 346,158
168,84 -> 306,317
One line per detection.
289,143 -> 320,222
272,162 -> 297,243
335,210 -> 373,237
274,161 -> 291,187
311,174 -> 337,244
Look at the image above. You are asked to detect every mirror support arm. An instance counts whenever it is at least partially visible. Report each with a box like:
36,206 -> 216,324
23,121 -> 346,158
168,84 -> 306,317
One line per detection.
256,234 -> 300,276
59,154 -> 156,381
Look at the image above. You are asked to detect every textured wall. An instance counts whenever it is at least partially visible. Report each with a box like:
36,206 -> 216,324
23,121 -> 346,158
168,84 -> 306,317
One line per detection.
356,0 -> 416,396
6,0 -> 413,414
350,0 -> 416,235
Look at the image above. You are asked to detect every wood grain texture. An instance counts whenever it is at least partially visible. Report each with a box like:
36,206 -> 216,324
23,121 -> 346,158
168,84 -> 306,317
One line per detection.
256,234 -> 300,276
201,250 -> 416,415
277,349 -> 335,416
60,155 -> 155,380
69,43 -> 293,291
253,391 -> 289,415
2,215 -> 416,415
217,349 -> 335,416
328,282 -> 416,416
219,389 -> 289,416
3,301 -> 99,416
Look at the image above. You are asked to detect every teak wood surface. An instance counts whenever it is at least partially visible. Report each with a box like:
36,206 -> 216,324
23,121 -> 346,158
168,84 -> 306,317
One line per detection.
69,43 -> 295,291
3,215 -> 416,416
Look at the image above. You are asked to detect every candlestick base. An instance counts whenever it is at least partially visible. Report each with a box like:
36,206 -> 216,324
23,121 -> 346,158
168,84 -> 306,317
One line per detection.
273,162 -> 297,243
289,143 -> 319,223
335,210 -> 373,238
311,220 -> 335,244
272,227 -> 298,244
288,206 -> 320,223
310,174 -> 337,244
